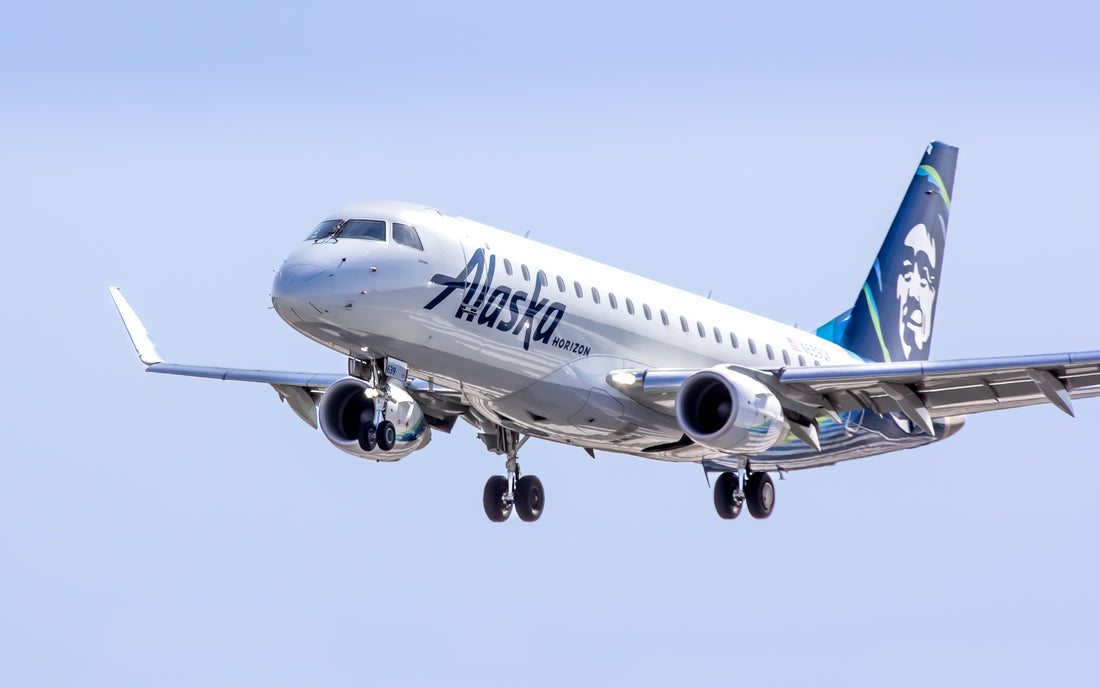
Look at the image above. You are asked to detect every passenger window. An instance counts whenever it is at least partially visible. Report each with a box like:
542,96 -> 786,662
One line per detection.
748,339 -> 757,355
591,287 -> 601,304
799,355 -> 807,367
340,219 -> 386,241
644,304 -> 653,320
392,223 -> 423,250
574,281 -> 583,298
609,293 -> 618,309
521,265 -> 531,281
697,321 -> 705,337
660,310 -> 669,326
626,298 -> 635,315
782,350 -> 791,365
730,333 -> 739,349
537,270 -> 548,287
713,327 -> 722,343
556,276 -> 566,293
306,219 -> 342,241
504,259 -> 514,276
766,344 -> 775,360
680,316 -> 689,332
814,359 -> 821,366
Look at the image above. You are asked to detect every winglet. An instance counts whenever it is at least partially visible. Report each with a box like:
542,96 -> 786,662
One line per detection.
109,287 -> 164,366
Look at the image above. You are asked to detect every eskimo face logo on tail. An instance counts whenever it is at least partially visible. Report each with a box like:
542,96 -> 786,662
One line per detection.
895,223 -> 937,359
423,249 -> 567,351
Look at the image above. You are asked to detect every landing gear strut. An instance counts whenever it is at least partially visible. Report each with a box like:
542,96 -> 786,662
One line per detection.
481,426 -> 544,523
712,470 -> 775,520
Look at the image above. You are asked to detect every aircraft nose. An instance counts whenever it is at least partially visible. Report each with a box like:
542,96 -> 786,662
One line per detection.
271,260 -> 325,303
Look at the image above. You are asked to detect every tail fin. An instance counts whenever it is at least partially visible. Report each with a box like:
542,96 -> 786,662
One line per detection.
817,141 -> 958,362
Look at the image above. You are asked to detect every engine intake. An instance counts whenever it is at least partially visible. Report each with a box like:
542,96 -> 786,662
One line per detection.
675,367 -> 788,455
317,377 -> 430,461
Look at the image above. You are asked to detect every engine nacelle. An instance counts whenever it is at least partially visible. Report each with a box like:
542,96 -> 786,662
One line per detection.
675,367 -> 788,455
317,377 -> 431,461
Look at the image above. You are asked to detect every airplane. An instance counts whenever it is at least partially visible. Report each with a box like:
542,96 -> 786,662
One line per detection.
111,141 -> 1100,523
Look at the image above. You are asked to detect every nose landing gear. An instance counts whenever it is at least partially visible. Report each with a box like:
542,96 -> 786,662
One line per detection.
351,358 -> 399,454
376,420 -> 396,451
357,410 -> 377,451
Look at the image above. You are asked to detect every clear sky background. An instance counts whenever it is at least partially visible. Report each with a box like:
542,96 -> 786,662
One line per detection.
2,1 -> 1099,685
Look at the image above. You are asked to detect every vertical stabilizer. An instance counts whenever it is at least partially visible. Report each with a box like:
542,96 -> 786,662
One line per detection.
819,141 -> 958,362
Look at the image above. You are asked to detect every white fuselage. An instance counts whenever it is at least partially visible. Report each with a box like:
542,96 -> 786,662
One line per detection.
271,202 -> 860,461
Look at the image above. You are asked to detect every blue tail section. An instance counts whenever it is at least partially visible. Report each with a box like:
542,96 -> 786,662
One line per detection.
817,141 -> 958,363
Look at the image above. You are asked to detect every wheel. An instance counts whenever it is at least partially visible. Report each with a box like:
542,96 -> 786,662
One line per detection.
745,472 -> 775,519
376,420 -> 396,451
357,418 -> 377,451
514,475 -> 545,522
483,475 -> 512,522
713,472 -> 743,520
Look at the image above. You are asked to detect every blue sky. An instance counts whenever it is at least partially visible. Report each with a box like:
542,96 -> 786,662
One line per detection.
2,1 -> 1099,685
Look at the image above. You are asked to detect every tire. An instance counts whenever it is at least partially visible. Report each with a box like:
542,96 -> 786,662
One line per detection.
745,472 -> 775,519
358,420 -> 377,452
713,472 -> 742,520
377,420 -> 396,451
515,475 -> 545,522
483,475 -> 512,522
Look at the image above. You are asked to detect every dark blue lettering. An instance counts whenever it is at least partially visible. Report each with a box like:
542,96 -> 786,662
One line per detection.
424,249 -> 485,311
533,302 -> 566,345
478,286 -> 511,328
497,291 -> 526,332
423,249 -> 568,351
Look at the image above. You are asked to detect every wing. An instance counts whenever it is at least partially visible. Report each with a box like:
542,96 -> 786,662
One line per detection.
608,351 -> 1100,443
110,287 -> 468,429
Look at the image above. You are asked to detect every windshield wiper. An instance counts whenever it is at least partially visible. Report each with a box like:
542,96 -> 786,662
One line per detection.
315,220 -> 347,243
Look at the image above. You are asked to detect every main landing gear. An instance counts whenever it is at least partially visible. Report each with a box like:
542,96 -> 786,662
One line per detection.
481,426 -> 544,523
712,470 -> 775,520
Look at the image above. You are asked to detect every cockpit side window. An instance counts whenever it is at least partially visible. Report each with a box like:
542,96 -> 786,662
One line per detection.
307,220 -> 342,241
393,222 -> 424,250
340,219 -> 387,241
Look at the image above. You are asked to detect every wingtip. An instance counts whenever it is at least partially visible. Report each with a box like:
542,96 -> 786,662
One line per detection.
109,286 -> 165,366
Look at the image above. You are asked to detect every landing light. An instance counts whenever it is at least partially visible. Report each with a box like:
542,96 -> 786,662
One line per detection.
610,371 -> 638,387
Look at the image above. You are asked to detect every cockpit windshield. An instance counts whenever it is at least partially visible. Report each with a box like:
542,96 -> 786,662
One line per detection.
306,220 -> 342,241
305,218 -> 388,242
340,219 -> 386,240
